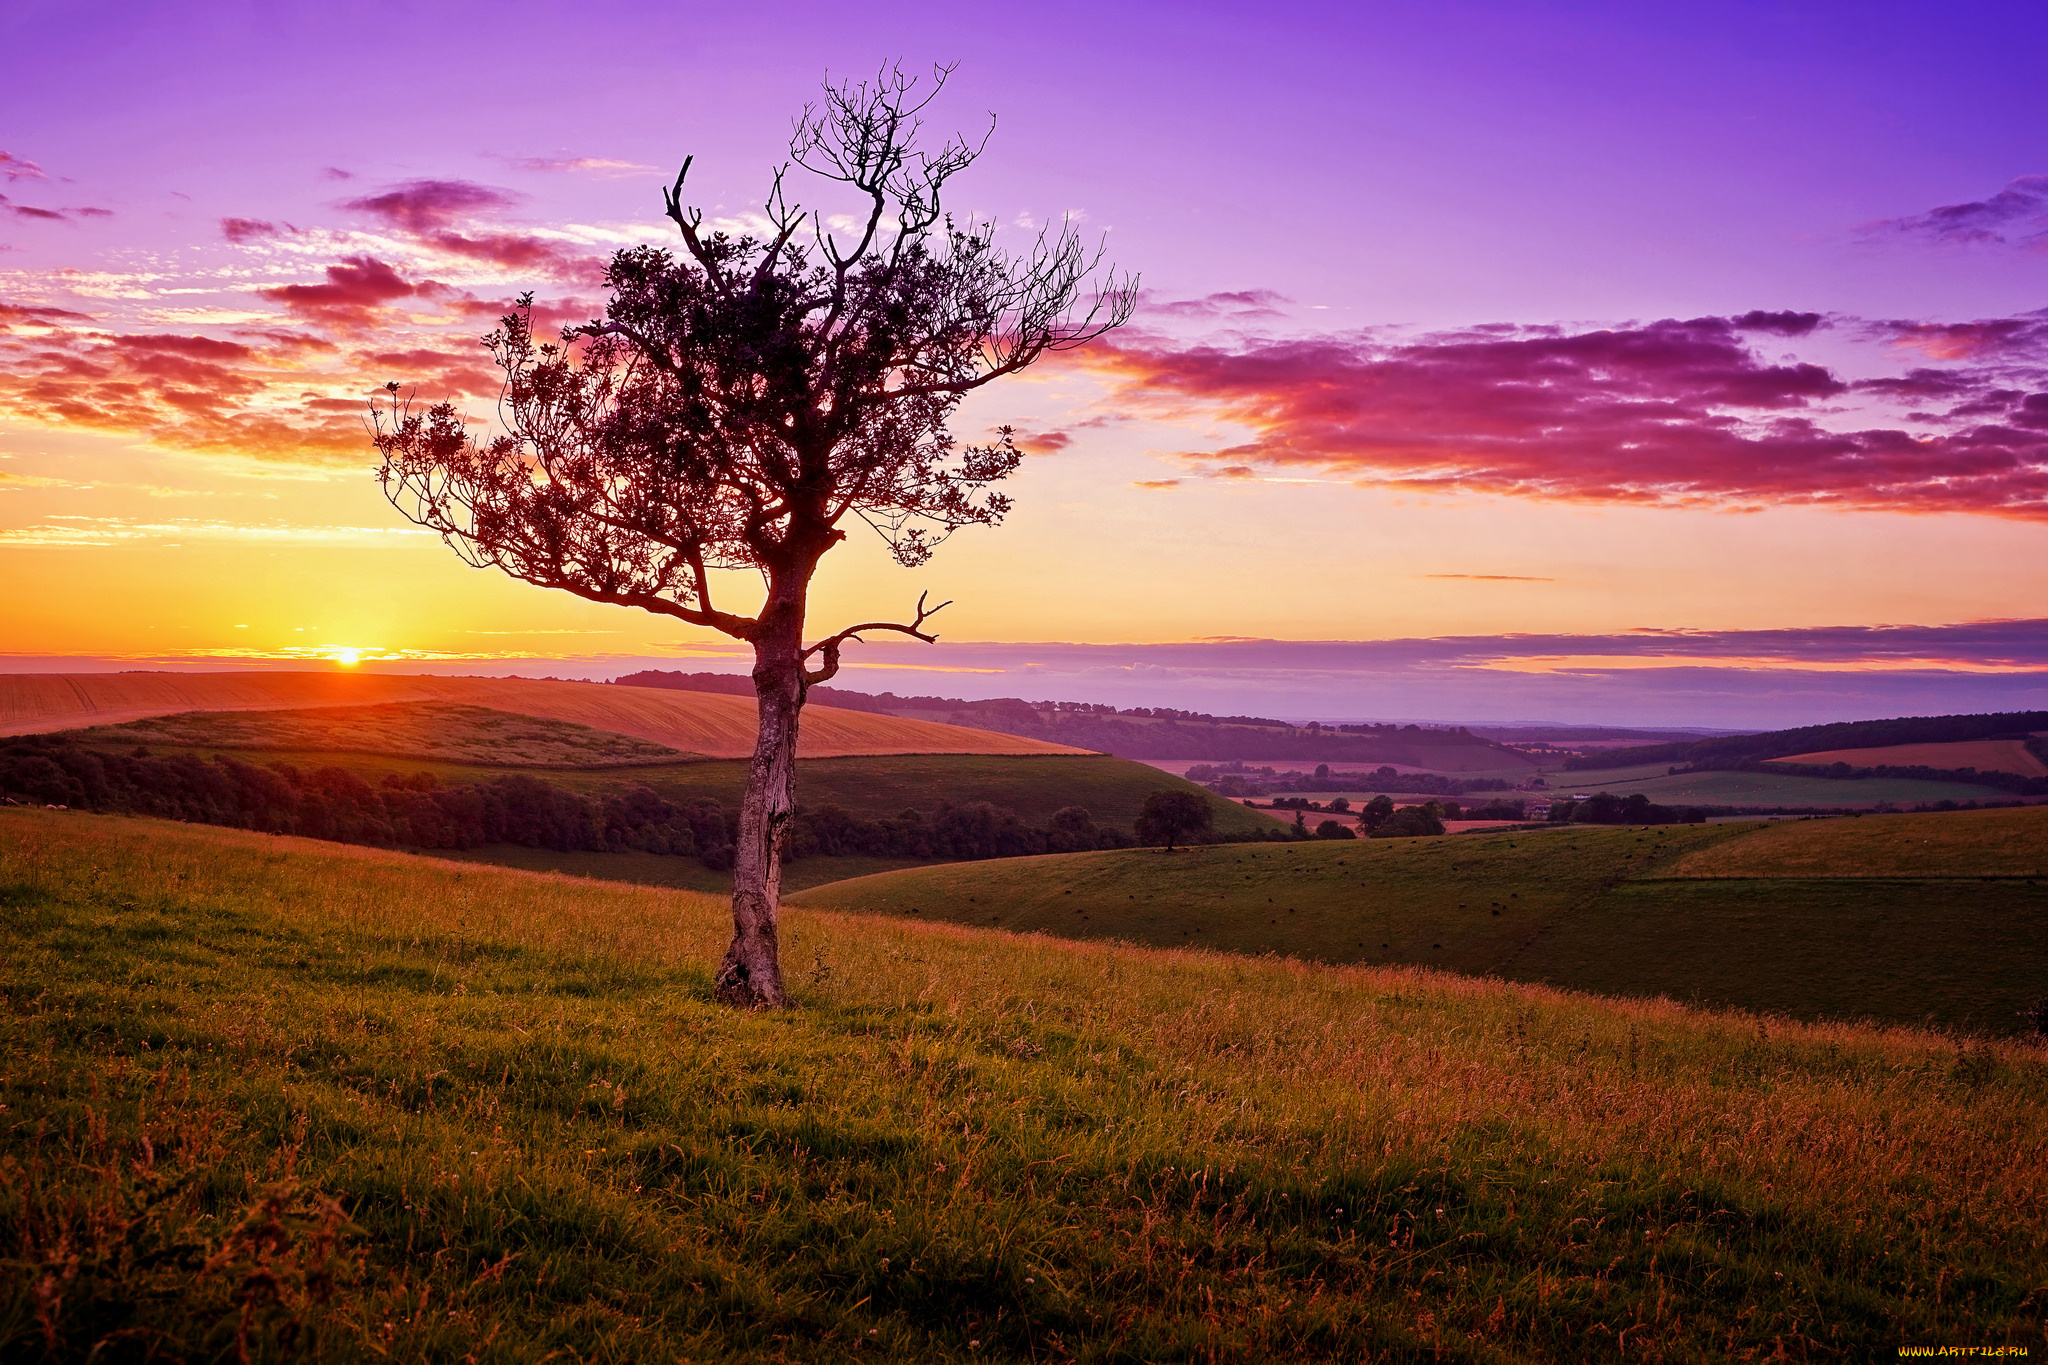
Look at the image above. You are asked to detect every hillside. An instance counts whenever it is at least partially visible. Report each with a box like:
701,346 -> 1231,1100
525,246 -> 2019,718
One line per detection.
0,671 -> 1087,759
614,670 -> 1534,766
7,717 -> 1268,895
60,701 -> 698,767
1544,760 -> 2020,809
1771,737 -> 2048,778
3,806 -> 2044,1358
1574,708 -> 2048,773
795,807 -> 2048,1033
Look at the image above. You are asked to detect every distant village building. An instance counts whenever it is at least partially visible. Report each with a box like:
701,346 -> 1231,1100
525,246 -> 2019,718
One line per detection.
1526,801 -> 1552,822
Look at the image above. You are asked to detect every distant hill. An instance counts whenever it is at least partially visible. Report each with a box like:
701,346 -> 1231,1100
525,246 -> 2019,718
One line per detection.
1768,738 -> 2047,779
795,805 -> 2048,1034
1570,710 -> 2048,793
59,702 -> 696,768
0,672 -> 1085,760
613,670 -> 1533,766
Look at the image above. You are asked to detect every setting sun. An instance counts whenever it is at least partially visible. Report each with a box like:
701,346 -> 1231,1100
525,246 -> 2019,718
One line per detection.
334,649 -> 363,666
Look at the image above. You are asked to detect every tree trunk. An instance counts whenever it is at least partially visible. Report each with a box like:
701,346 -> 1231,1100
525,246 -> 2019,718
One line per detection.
715,619 -> 805,1008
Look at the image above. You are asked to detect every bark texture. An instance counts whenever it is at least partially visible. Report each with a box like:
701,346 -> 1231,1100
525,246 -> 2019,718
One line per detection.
715,601 -> 807,1007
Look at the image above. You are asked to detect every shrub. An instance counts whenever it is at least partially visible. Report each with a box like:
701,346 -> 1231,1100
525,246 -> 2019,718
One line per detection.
1314,819 -> 1356,840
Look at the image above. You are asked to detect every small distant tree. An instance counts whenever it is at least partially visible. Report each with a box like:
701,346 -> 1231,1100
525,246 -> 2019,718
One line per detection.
1370,804 -> 1445,839
1137,790 -> 1212,851
1358,794 -> 1395,831
373,65 -> 1134,1006
1314,819 -> 1356,840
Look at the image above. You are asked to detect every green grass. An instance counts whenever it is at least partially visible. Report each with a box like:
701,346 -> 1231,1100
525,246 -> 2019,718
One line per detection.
1547,765 -> 2013,808
1512,876 -> 2045,1032
1667,804 -> 2048,878
432,846 -> 938,895
4,807 -> 2047,1359
66,702 -> 697,768
794,810 -> 2048,1033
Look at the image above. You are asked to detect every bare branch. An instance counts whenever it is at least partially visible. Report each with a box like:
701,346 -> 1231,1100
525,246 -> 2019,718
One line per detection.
800,590 -> 951,684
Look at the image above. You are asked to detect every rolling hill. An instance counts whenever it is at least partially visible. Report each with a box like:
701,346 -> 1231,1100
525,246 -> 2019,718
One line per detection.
1575,708 -> 2048,773
1770,736 -> 2048,777
616,670 -> 1537,766
0,671 -> 1087,759
794,806 -> 2048,1033
4,805 -> 2044,1358
58,701 -> 698,767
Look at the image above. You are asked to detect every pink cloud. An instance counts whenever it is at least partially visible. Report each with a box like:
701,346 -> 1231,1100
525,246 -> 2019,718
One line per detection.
2,197 -> 68,222
414,228 -> 604,283
1084,312 -> 2048,519
220,216 -> 284,243
258,254 -> 430,330
331,178 -> 598,282
342,179 -> 520,231
0,303 -> 92,331
0,152 -> 48,182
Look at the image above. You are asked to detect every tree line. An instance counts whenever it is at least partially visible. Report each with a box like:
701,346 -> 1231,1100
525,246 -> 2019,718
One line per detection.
0,737 -> 1302,870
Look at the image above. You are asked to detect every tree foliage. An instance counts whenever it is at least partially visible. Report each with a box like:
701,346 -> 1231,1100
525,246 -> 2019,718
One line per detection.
372,64 -> 1134,655
368,65 -> 1134,1007
1136,790 -> 1213,851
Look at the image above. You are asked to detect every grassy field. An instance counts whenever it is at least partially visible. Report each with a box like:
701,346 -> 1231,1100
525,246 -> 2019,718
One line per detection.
65,701 -> 699,768
4,807 -> 2046,1359
796,808 -> 2048,1034
1771,737 -> 2048,778
1,671 -> 1083,759
1542,764 -> 2015,808
1668,804 -> 2048,878
434,846 -> 939,895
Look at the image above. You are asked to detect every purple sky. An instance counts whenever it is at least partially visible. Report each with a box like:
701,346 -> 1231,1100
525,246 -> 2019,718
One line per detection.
4,0 -> 2046,724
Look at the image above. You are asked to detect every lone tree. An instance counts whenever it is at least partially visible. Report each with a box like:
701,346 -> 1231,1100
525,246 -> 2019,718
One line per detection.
1136,790 -> 1213,852
372,65 -> 1135,1006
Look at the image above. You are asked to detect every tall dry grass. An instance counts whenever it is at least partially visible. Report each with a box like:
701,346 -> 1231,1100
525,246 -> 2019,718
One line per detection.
5,807 -> 2046,1359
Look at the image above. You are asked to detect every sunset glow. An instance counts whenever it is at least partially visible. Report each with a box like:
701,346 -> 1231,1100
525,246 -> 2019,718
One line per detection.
4,1 -> 2044,723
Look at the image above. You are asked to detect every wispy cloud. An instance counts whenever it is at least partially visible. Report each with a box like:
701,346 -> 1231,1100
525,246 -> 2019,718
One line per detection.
1141,289 -> 1291,321
342,179 -> 522,231
1861,174 -> 2048,250
0,152 -> 49,182
337,178 -> 603,283
503,155 -> 656,176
